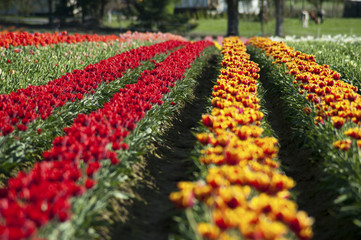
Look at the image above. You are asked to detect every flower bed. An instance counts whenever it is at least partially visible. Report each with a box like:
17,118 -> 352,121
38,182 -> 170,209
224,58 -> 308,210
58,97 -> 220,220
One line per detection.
0,41 -> 139,94
0,31 -> 187,49
0,39 -> 213,240
0,40 -> 187,137
0,31 -> 187,94
170,37 -> 313,240
3,30 -> 361,240
248,37 -> 361,148
248,36 -> 361,238
0,31 -> 122,48
284,40 -> 361,90
0,47 -> 174,178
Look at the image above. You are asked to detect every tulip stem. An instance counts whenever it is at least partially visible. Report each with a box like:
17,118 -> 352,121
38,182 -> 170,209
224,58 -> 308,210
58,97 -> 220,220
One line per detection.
185,208 -> 202,240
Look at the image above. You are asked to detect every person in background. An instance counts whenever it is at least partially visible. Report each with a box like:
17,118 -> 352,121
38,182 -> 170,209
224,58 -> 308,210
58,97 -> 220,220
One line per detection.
301,11 -> 309,28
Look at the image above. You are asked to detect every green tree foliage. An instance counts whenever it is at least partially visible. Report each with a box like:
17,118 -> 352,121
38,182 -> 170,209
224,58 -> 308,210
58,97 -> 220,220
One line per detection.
307,0 -> 326,10
0,0 -> 31,16
124,0 -> 189,32
0,0 -> 14,14
76,0 -> 109,23
51,0 -> 109,24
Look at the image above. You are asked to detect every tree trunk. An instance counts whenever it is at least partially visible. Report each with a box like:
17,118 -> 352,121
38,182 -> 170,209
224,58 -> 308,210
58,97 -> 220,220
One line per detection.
274,0 -> 284,36
260,0 -> 265,36
226,0 -> 239,36
82,9 -> 86,24
60,0 -> 67,25
48,0 -> 53,26
100,0 -> 106,19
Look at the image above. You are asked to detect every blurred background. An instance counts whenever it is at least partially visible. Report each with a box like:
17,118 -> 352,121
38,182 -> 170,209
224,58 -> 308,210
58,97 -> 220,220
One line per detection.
0,0 -> 360,38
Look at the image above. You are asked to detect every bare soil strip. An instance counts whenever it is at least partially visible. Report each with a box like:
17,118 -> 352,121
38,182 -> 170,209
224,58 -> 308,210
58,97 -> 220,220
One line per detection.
111,54 -> 220,240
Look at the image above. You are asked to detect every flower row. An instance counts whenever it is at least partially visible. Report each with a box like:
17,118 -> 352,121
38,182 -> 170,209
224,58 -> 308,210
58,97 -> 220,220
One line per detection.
0,31 -> 123,48
0,40 -> 213,240
170,37 -> 313,240
0,45 -> 174,177
0,31 -> 188,49
285,40 -> 361,91
1,40 -> 136,94
248,37 -> 361,151
118,30 -> 187,42
0,40 -> 187,137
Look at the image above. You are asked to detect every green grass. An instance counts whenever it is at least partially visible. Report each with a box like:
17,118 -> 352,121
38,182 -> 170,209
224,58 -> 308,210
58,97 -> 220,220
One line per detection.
99,15 -> 361,38
2,14 -> 360,38
102,19 -> 132,29
189,17 -> 361,37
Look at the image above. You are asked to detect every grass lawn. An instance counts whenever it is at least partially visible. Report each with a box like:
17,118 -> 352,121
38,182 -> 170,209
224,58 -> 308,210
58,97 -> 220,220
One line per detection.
1,14 -> 360,38
189,17 -> 361,37
102,19 -> 132,30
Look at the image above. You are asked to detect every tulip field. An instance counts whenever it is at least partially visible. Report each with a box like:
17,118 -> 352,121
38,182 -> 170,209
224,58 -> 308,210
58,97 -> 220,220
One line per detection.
0,31 -> 361,240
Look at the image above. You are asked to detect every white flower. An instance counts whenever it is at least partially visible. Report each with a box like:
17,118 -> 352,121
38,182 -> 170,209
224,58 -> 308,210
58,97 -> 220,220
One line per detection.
350,61 -> 357,68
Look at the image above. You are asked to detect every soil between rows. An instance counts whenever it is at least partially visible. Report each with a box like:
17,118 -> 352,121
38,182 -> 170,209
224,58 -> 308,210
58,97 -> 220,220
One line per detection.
111,54 -> 219,240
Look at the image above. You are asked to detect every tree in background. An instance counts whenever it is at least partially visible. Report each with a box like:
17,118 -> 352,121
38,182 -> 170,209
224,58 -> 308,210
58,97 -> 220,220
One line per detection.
47,0 -> 110,25
55,0 -> 74,25
124,0 -> 189,32
226,0 -> 239,36
259,0 -> 266,35
48,0 -> 54,26
126,0 -> 170,29
77,0 -> 98,23
0,0 -> 32,16
308,0 -> 326,10
274,0 -> 284,36
100,0 -> 108,20
0,0 -> 14,15
17,0 -> 31,16
77,0 -> 110,23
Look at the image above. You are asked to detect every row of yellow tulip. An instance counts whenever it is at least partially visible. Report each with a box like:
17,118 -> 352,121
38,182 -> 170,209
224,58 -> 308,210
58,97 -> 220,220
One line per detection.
169,37 -> 313,240
248,37 -> 361,152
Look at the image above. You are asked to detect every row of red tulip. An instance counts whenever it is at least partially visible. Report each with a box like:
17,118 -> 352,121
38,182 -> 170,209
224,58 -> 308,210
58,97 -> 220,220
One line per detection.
0,40 -> 213,240
0,40 -> 187,137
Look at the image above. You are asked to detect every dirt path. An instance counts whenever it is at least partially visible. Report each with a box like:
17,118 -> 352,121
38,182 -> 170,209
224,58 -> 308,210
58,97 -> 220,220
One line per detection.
111,54 -> 219,240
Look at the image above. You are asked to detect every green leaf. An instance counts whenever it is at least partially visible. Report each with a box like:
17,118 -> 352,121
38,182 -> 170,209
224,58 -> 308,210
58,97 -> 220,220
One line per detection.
334,194 -> 349,204
112,191 -> 130,200
353,218 -> 361,228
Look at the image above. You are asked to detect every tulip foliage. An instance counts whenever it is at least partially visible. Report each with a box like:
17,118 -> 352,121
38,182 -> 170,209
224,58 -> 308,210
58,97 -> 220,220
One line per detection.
170,37 -> 314,240
285,40 -> 361,90
0,31 -> 187,95
0,34 -> 214,239
2,30 -> 361,240
0,31 -> 123,48
0,31 -> 187,49
0,32 -> 115,49
0,40 -> 187,137
248,37 -> 361,238
0,40 -> 187,177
